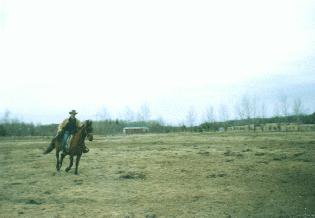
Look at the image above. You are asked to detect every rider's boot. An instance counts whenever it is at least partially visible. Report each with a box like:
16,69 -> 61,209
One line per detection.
82,142 -> 89,153
83,145 -> 89,153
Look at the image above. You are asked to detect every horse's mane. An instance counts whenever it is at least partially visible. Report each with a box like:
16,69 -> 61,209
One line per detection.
83,120 -> 93,132
77,120 -> 92,131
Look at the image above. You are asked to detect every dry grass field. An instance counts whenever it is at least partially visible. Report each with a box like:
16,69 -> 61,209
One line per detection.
0,132 -> 315,217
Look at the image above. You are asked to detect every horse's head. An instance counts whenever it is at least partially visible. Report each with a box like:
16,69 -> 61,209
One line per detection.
84,120 -> 93,141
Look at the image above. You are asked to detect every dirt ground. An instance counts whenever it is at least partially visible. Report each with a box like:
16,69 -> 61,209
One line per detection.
0,132 -> 314,217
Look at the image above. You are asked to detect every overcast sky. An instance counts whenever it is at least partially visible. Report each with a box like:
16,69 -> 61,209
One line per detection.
0,0 -> 314,124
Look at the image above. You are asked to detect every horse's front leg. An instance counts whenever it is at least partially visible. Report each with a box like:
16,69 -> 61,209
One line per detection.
65,155 -> 74,172
74,154 -> 81,175
59,152 -> 66,170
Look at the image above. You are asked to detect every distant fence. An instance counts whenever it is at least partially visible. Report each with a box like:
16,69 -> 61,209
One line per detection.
123,127 -> 149,134
226,123 -> 315,132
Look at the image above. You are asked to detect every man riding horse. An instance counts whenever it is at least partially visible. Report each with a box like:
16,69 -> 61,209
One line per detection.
44,111 -> 93,174
57,110 -> 89,153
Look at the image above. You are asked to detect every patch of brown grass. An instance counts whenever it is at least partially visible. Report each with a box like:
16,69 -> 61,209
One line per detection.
0,132 -> 314,217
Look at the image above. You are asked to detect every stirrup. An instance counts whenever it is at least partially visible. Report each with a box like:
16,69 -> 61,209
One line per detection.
62,144 -> 69,153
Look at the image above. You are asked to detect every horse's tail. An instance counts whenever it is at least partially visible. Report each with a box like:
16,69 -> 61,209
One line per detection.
43,137 -> 57,154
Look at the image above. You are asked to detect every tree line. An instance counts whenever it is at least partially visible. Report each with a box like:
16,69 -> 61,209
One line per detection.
199,112 -> 315,132
0,111 -> 314,137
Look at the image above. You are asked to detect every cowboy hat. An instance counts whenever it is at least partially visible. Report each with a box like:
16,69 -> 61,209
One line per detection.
69,110 -> 78,115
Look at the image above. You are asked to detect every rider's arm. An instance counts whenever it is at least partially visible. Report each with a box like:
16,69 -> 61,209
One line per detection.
57,119 -> 68,134
76,119 -> 82,128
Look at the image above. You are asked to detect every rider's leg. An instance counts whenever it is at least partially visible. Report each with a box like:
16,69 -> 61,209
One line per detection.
62,131 -> 70,152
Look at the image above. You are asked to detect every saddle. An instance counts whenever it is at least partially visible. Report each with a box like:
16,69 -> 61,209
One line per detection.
54,131 -> 88,153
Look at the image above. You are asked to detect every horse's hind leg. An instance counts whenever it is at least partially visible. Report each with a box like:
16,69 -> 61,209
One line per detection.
74,154 -> 81,175
56,151 -> 60,171
65,156 -> 73,172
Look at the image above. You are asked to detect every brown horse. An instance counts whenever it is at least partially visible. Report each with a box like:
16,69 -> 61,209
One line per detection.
44,120 -> 93,174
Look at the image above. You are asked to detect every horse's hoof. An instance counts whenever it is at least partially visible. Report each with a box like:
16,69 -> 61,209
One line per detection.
65,168 -> 70,172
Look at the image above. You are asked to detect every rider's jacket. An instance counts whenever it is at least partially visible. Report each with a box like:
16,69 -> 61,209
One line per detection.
57,117 -> 81,134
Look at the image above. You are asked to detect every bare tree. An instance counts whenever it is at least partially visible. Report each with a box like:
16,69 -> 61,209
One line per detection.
123,106 -> 135,122
292,97 -> 305,124
96,107 -> 111,120
137,102 -> 151,121
242,96 -> 251,119
292,98 -> 304,116
156,116 -> 165,125
205,105 -> 215,123
279,95 -> 289,117
235,103 -> 244,120
219,104 -> 229,122
2,109 -> 11,123
260,102 -> 266,119
186,107 -> 196,127
278,94 -> 290,127
235,95 -> 257,120
234,95 -> 261,132
273,102 -> 281,117
252,96 -> 258,119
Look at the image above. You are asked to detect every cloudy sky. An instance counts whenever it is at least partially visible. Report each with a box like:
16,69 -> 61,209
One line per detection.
0,0 -> 314,124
